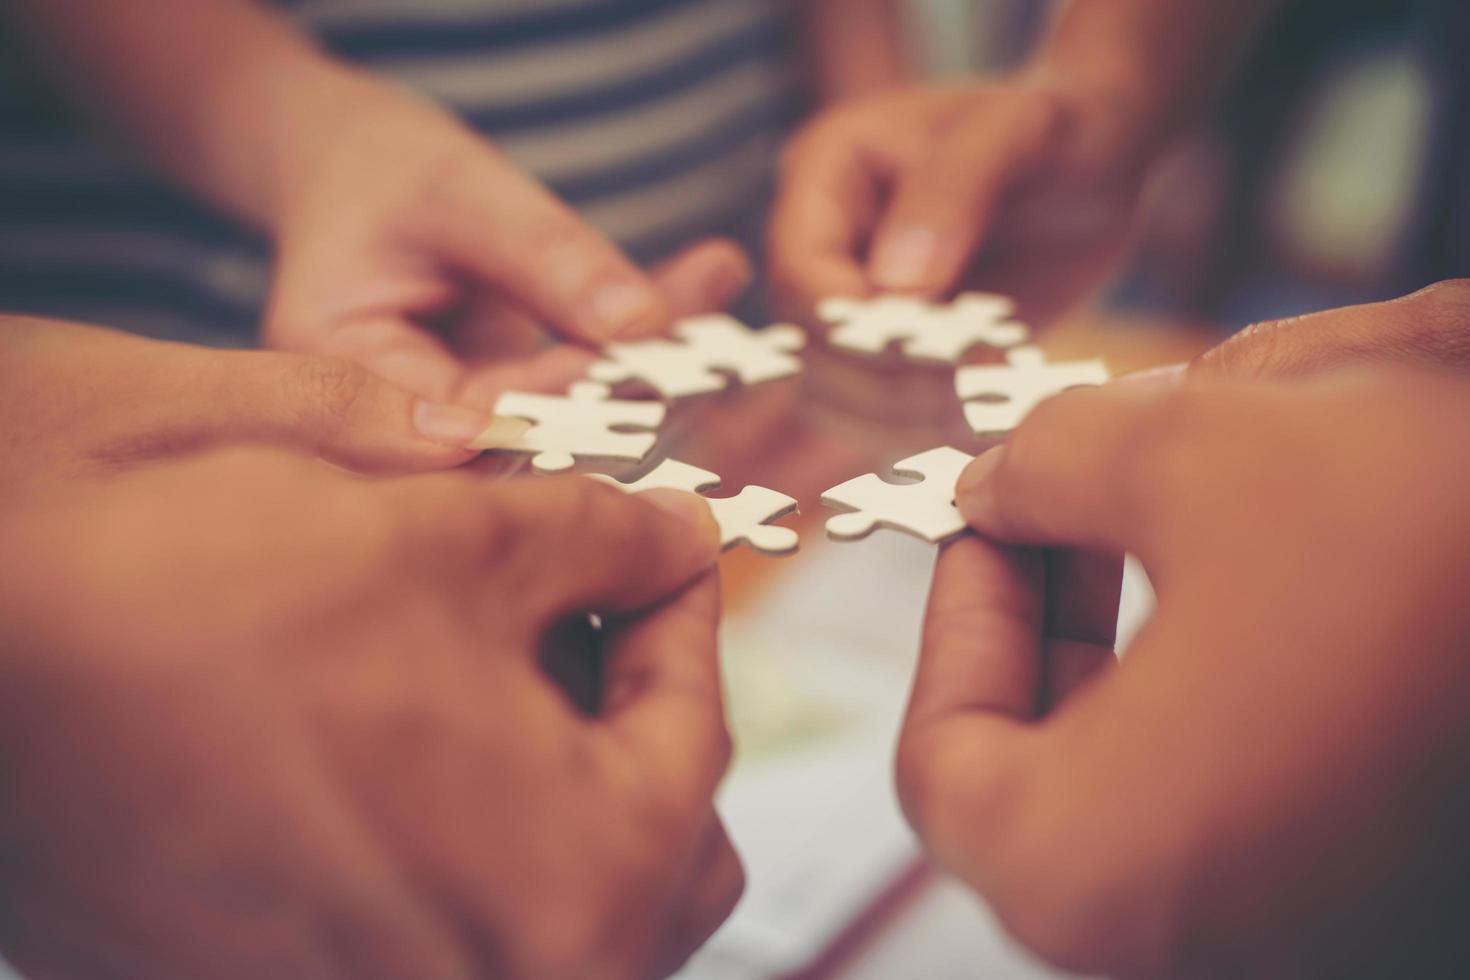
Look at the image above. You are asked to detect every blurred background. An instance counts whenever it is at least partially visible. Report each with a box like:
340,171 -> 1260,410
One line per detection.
1,1 -> 1464,978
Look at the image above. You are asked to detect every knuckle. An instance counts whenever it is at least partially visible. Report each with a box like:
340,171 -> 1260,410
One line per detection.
284,357 -> 373,436
1196,317 -> 1303,379
1398,279 -> 1470,367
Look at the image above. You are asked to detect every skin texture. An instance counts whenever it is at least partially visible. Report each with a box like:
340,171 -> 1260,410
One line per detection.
0,450 -> 738,980
900,370 -> 1470,979
0,315 -> 503,490
1193,279 -> 1470,379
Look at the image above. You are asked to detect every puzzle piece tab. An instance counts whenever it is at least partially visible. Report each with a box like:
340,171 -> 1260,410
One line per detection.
589,314 -> 806,400
820,446 -> 974,544
954,346 -> 1110,436
485,382 -> 665,474
592,459 -> 800,556
818,293 -> 1028,363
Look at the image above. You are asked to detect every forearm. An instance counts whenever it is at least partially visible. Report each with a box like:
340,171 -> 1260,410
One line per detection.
800,0 -> 913,102
2,0 -> 379,230
1026,0 -> 1282,166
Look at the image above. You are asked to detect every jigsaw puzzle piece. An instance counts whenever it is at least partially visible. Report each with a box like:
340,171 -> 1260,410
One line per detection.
592,460 -> 799,556
588,338 -> 728,400
706,486 -> 800,556
488,381 -> 665,474
588,459 -> 721,495
820,446 -> 974,544
818,293 -> 1028,363
673,315 -> 806,386
954,346 -> 1111,436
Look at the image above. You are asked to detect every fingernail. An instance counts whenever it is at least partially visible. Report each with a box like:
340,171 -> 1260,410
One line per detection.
590,280 -> 659,338
871,228 -> 939,291
955,447 -> 1005,502
1118,362 -> 1187,387
637,489 -> 721,550
413,400 -> 495,446
466,415 -> 534,450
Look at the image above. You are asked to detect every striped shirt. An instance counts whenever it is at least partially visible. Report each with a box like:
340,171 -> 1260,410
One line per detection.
0,0 -> 803,345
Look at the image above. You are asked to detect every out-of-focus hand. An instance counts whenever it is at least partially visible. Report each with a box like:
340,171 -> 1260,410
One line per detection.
265,82 -> 751,407
1192,278 -> 1470,379
769,81 -> 1146,324
0,316 -> 495,491
0,450 -> 738,980
899,372 -> 1470,978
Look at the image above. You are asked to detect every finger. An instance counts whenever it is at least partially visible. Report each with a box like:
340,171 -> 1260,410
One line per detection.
1038,549 -> 1121,711
1044,549 -> 1122,646
953,382 -> 1176,560
1194,279 -> 1470,380
213,350 -> 487,475
295,314 -> 469,405
868,92 -> 1062,295
1042,638 -> 1116,711
768,131 -> 882,319
428,154 -> 670,344
600,570 -> 729,823
896,535 -> 1043,864
468,482 -> 721,629
652,238 -> 754,317
653,818 -> 744,977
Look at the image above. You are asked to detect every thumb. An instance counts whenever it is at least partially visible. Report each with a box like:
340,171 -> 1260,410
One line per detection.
1194,280 -> 1470,380
868,89 -> 1064,295
222,352 -> 490,474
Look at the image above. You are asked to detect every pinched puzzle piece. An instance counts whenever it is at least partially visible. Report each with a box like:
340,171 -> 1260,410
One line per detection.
484,382 -> 666,474
954,346 -> 1110,437
592,459 -> 800,556
820,446 -> 974,544
589,314 -> 806,401
818,292 -> 1029,363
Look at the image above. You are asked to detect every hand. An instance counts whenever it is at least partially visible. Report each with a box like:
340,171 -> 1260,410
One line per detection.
898,372 -> 1470,978
769,81 -> 1147,325
0,316 -> 496,492
0,450 -> 739,979
264,81 -> 751,407
1192,278 -> 1470,379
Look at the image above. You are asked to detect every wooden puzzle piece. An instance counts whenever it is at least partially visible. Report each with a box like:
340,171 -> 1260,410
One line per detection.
954,346 -> 1111,436
820,446 -> 974,544
589,314 -> 805,400
818,293 -> 1029,363
485,382 -> 666,474
592,459 -> 800,556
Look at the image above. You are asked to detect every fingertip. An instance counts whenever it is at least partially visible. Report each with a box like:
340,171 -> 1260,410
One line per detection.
955,447 -> 1006,528
412,400 -> 495,447
636,489 -> 721,555
590,279 -> 671,340
869,226 -> 944,293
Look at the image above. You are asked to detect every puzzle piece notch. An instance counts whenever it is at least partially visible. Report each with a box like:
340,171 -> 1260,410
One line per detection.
954,346 -> 1111,436
591,459 -> 800,556
588,314 -> 806,401
488,381 -> 666,474
818,292 -> 1029,363
820,446 -> 975,544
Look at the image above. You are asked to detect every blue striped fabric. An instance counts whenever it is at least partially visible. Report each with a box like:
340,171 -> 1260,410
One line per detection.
0,0 -> 802,344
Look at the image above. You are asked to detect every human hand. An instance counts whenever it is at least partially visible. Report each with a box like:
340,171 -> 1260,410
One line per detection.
0,316 -> 499,492
0,450 -> 738,979
898,372 -> 1470,978
264,81 -> 751,406
769,81 -> 1147,325
1192,279 -> 1470,379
